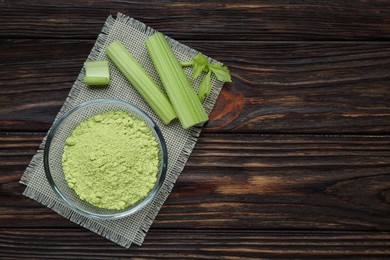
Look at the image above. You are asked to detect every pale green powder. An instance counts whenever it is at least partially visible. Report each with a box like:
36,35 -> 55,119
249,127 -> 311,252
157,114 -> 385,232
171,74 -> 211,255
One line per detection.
61,110 -> 159,210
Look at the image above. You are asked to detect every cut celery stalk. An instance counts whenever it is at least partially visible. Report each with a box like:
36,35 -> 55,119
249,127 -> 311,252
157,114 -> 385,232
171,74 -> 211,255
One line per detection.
83,61 -> 110,86
146,32 -> 208,129
106,40 -> 177,125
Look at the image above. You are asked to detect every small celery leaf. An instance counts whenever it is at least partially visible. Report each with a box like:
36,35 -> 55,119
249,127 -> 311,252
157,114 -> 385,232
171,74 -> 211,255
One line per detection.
208,63 -> 232,82
193,54 -> 209,79
198,71 -> 212,103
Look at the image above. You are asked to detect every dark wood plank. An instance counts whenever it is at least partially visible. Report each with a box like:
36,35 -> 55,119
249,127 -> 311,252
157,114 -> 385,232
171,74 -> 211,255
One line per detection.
1,39 -> 390,134
1,229 -> 390,259
1,132 -> 389,229
0,39 -> 92,132
1,1 -> 390,40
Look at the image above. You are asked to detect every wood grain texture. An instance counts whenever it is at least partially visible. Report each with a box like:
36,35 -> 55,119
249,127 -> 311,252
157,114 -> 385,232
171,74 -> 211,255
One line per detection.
1,229 -> 390,259
1,133 -> 389,229
1,39 -> 390,133
1,0 -> 390,40
2,1 -> 390,256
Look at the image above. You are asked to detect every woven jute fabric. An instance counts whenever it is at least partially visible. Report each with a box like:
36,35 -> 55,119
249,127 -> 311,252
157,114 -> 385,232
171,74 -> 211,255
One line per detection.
20,13 -> 224,248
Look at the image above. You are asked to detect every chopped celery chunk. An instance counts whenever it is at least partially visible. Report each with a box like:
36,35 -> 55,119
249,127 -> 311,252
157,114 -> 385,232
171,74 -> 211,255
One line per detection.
83,61 -> 110,86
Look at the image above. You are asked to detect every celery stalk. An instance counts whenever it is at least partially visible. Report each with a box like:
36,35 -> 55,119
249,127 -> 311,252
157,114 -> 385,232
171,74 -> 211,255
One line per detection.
146,32 -> 208,129
83,61 -> 110,86
106,40 -> 177,125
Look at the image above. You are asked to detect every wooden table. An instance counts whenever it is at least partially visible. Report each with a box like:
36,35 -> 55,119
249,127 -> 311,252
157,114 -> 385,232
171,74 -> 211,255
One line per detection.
1,1 -> 390,258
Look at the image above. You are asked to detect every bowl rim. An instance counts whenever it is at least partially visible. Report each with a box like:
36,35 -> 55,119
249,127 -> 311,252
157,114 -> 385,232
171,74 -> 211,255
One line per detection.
44,98 -> 168,220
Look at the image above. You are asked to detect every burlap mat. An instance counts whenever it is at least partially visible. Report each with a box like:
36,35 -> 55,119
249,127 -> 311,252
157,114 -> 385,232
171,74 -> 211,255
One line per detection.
20,13 -> 224,248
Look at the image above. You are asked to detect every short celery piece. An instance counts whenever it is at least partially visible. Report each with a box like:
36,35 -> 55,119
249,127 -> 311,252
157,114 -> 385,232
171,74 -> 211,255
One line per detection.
106,40 -> 177,125
83,61 -> 110,86
146,32 -> 208,129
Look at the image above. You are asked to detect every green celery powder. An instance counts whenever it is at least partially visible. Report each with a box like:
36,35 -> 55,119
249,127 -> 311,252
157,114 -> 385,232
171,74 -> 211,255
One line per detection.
61,110 -> 160,210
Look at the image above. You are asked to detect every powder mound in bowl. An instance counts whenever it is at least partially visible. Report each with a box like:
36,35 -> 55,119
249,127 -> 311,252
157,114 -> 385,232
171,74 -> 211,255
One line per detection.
61,110 -> 159,210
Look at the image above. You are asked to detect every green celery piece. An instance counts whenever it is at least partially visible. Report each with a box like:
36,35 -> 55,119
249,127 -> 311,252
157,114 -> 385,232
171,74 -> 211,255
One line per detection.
208,63 -> 232,82
180,61 -> 193,67
146,32 -> 208,129
180,53 -> 232,102
198,71 -> 212,103
83,61 -> 110,86
192,54 -> 209,79
106,40 -> 177,125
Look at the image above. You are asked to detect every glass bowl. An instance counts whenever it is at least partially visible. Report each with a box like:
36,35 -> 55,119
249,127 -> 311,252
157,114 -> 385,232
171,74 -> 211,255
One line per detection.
44,99 -> 167,220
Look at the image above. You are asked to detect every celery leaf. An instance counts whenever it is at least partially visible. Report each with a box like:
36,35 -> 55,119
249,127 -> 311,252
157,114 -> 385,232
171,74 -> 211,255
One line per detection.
198,71 -> 212,103
208,63 -> 232,83
192,54 -> 209,79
